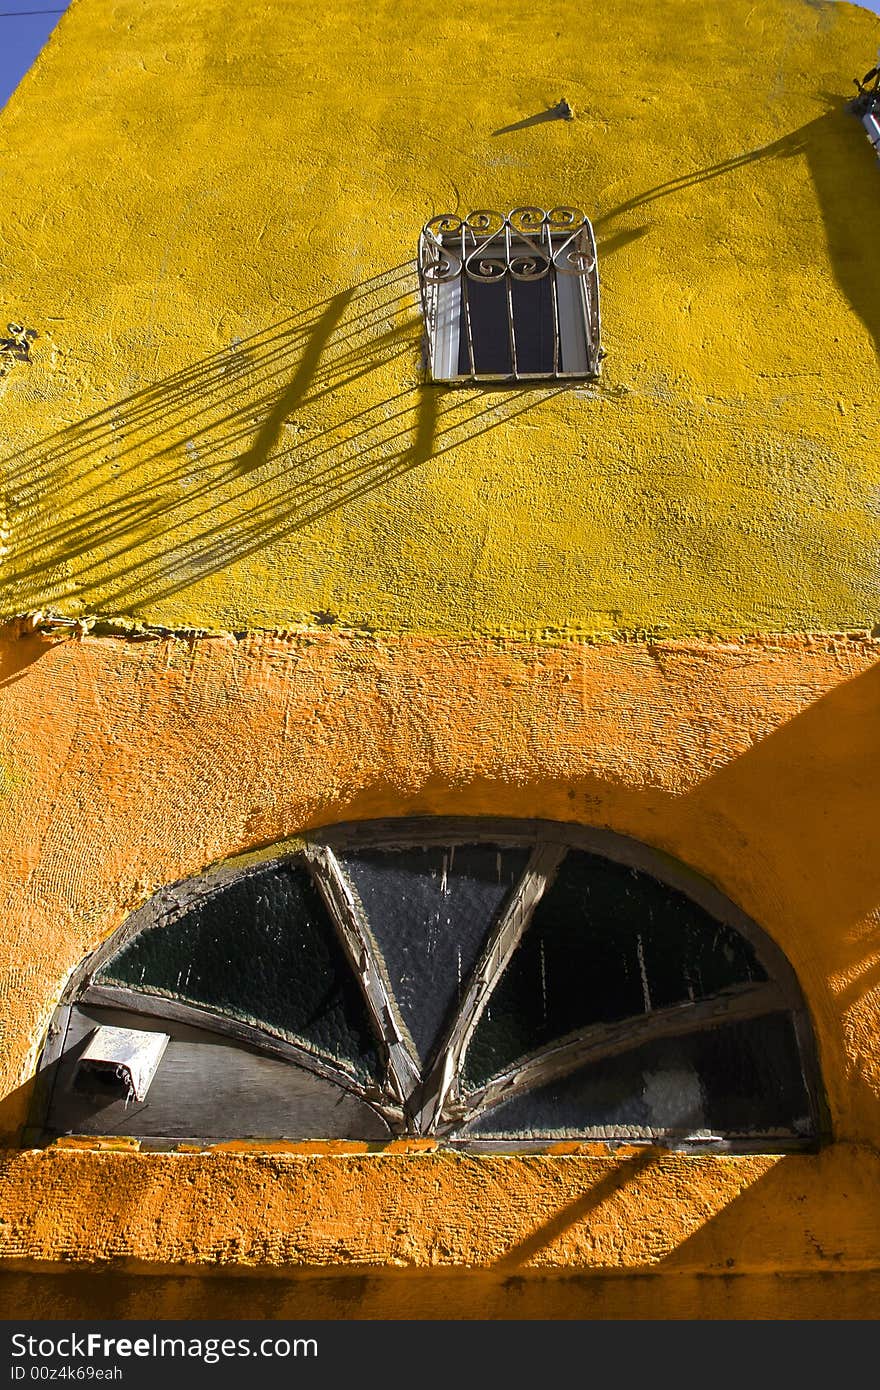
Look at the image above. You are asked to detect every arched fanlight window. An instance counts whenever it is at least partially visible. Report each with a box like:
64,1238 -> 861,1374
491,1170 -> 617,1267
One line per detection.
33,820 -> 822,1150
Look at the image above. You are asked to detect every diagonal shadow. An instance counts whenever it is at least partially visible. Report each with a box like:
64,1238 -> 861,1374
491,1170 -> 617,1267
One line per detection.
672,655 -> 880,988
492,101 -> 573,137
474,653 -> 880,1273
6,99 -> 875,615
3,265 -> 561,614
493,1144 -> 880,1280
231,289 -> 356,477
594,101 -> 880,361
656,1144 -> 880,1276
495,1148 -> 658,1269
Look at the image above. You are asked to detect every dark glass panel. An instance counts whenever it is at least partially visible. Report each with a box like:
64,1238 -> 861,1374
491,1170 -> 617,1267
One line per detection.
461,1013 -> 812,1139
458,278 -> 513,375
96,862 -> 381,1080
340,843 -> 530,1066
463,851 -> 765,1088
511,276 -> 556,374
47,1005 -> 393,1142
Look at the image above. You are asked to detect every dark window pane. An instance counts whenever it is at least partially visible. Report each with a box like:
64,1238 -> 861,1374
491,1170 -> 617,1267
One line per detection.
461,1013 -> 813,1140
459,279 -> 512,375
463,850 -> 765,1088
96,862 -> 381,1081
511,276 -> 555,374
458,275 -> 556,376
339,843 -> 530,1066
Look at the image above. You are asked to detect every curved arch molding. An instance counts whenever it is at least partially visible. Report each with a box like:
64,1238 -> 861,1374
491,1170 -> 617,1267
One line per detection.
1,625 -> 877,1142
1,625 -> 880,1310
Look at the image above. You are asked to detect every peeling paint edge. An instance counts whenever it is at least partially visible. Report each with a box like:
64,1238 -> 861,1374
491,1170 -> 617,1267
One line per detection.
2,610 -> 880,649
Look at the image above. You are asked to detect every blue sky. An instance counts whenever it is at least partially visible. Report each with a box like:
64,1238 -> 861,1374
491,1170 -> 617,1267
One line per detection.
1,0 -> 879,111
0,1 -> 69,109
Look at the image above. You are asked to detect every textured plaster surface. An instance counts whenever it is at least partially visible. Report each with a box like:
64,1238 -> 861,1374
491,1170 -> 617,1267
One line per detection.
1,1145 -> 879,1281
2,0 -> 880,1317
1,627 -> 879,1146
1,0 -> 879,636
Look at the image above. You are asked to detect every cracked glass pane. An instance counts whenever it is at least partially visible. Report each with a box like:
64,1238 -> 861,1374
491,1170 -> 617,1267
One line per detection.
460,1013 -> 812,1140
462,850 -> 766,1088
95,861 -> 382,1081
339,843 -> 530,1066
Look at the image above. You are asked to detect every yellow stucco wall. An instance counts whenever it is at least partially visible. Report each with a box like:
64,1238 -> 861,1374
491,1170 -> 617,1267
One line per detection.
2,0 -> 880,1318
1,0 -> 880,637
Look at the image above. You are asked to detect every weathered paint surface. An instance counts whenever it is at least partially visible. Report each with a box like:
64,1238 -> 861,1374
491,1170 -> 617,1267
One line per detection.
1,1146 -> 879,1282
5,1268 -> 880,1321
1,627 -> 879,1144
2,0 -> 880,1320
1,0 -> 879,636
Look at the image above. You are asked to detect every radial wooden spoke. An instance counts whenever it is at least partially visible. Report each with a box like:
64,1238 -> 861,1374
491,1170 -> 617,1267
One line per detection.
413,839 -> 568,1133
305,843 -> 422,1107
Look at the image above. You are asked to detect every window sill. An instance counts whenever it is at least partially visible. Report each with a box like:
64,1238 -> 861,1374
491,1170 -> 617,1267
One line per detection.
0,1143 -> 872,1278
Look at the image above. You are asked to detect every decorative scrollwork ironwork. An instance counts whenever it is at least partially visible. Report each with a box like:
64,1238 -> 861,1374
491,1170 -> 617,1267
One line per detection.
0,322 -> 38,381
418,205 -> 601,382
461,210 -> 511,284
419,216 -> 464,285
547,207 -> 596,275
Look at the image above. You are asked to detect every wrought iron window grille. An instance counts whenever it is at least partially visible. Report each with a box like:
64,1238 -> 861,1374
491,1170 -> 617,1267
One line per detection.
418,207 -> 601,382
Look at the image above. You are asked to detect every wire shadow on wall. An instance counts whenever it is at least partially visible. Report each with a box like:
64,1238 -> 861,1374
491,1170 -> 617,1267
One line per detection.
6,264 -> 559,613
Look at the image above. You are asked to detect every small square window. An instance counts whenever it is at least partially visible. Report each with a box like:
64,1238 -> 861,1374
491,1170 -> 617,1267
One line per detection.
418,207 -> 601,382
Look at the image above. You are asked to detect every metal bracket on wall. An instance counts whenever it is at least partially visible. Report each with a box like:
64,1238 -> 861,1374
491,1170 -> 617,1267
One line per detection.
850,61 -> 880,164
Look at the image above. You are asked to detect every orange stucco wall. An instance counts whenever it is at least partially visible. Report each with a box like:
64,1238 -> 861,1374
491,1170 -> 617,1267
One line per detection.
1,1144 -> 880,1318
1,624 -> 879,1315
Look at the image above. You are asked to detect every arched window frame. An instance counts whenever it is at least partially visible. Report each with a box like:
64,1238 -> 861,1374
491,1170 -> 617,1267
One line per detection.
32,818 -> 825,1152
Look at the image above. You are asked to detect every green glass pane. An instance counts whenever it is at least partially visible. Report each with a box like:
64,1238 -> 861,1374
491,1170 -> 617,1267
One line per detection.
461,1013 -> 812,1140
96,861 -> 381,1081
463,850 -> 765,1088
